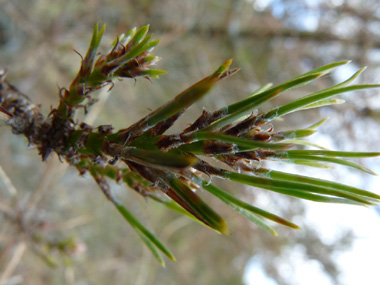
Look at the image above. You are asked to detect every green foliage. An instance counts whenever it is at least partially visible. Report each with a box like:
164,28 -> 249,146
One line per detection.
1,24 -> 379,266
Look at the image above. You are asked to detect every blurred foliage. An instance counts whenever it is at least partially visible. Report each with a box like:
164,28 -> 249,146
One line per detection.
0,0 -> 380,284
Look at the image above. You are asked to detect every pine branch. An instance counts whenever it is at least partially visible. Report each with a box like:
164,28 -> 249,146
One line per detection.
1,24 -> 379,266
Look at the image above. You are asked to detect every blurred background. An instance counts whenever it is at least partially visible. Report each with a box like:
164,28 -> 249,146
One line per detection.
0,0 -> 380,284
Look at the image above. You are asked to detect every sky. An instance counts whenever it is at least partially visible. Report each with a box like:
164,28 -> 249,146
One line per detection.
244,196 -> 380,285
242,2 -> 380,282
